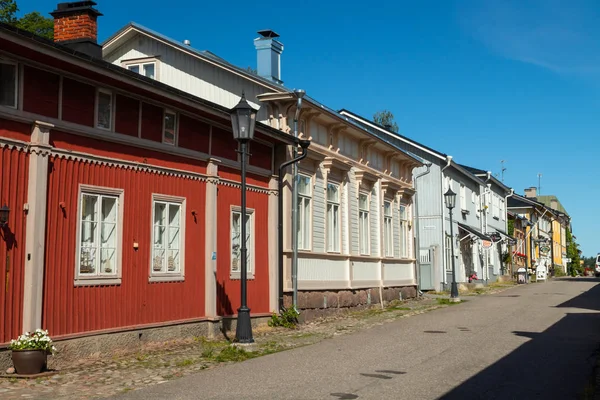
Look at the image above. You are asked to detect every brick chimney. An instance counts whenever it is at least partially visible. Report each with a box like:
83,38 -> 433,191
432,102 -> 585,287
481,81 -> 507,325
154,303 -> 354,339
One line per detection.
51,1 -> 103,58
524,187 -> 537,198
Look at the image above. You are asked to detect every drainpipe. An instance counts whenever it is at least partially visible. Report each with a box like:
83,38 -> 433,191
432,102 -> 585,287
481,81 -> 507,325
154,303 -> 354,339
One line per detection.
440,156 -> 452,290
413,162 -> 432,293
502,188 -> 514,275
291,89 -> 305,311
278,139 -> 310,312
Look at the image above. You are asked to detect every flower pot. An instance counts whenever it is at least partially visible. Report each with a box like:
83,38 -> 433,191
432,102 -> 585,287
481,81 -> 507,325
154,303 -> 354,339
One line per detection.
11,349 -> 47,375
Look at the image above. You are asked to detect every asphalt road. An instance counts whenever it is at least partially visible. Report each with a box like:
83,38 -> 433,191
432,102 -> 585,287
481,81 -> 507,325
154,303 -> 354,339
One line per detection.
113,278 -> 600,400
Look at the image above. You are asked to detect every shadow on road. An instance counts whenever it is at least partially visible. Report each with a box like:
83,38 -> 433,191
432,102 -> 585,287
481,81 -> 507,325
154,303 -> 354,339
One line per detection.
439,282 -> 600,400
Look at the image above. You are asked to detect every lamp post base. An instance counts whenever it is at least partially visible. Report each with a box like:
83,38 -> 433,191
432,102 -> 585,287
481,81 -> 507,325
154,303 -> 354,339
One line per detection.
450,282 -> 460,302
235,306 -> 254,344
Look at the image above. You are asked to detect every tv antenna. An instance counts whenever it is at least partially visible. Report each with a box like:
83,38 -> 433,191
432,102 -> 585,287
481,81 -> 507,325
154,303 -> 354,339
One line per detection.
500,160 -> 507,183
537,173 -> 542,195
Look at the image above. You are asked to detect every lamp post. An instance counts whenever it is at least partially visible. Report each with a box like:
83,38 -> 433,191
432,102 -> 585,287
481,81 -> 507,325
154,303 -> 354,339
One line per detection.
0,204 -> 9,227
230,92 -> 257,343
444,188 -> 460,302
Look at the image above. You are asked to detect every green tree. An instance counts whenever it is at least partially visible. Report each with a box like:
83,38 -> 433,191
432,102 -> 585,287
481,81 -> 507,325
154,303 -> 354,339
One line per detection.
373,110 -> 399,132
0,0 -> 53,39
565,228 -> 581,276
0,0 -> 18,24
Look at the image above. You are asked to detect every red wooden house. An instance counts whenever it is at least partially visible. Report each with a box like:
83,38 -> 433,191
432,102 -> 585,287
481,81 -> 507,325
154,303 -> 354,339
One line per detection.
0,1 -> 295,356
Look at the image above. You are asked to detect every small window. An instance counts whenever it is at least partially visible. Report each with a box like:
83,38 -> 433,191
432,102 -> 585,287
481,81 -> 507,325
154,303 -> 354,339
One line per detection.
76,186 -> 123,285
0,61 -> 17,108
326,182 -> 340,253
297,174 -> 312,250
231,208 -> 254,278
400,204 -> 409,258
151,196 -> 184,280
163,110 -> 177,145
359,193 -> 369,255
127,62 -> 156,79
96,89 -> 113,130
383,201 -> 393,257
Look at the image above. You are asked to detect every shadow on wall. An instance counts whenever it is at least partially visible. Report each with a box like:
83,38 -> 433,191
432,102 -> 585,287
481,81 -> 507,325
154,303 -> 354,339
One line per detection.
216,279 -> 233,339
439,280 -> 600,400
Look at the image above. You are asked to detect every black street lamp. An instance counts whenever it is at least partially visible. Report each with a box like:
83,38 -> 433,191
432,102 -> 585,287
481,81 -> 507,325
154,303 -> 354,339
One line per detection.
0,204 -> 9,227
444,188 -> 460,302
230,92 -> 257,343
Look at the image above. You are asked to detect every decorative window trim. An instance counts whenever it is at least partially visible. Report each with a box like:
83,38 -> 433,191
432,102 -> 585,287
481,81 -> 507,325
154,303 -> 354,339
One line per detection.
74,184 -> 124,286
121,57 -> 161,80
230,206 -> 255,280
163,109 -> 178,146
358,191 -> 370,256
399,203 -> 409,258
0,59 -> 18,109
383,200 -> 394,257
297,173 -> 312,251
326,181 -> 341,253
95,88 -> 113,131
149,194 -> 186,282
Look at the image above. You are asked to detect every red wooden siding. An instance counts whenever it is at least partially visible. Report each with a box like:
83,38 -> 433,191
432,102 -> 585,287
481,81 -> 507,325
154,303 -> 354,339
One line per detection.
23,66 -> 60,119
61,78 -> 95,127
178,115 -> 210,154
219,166 -> 270,189
0,146 -> 28,343
0,118 -> 31,142
43,156 -> 207,337
115,95 -> 140,137
216,185 -> 270,316
211,127 -> 238,161
141,103 -> 163,143
249,141 -> 272,170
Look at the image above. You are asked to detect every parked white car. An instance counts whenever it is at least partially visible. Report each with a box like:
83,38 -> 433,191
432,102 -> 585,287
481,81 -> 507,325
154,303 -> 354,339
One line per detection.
595,254 -> 600,277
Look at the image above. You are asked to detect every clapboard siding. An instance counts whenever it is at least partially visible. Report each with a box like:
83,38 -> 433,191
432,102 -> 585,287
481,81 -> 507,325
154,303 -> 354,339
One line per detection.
370,181 -> 380,257
312,167 -> 326,253
393,199 -> 400,259
348,169 -> 359,255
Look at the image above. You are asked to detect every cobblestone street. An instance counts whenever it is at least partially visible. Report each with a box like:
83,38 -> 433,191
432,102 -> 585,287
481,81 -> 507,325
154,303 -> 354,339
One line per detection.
0,284 -> 516,400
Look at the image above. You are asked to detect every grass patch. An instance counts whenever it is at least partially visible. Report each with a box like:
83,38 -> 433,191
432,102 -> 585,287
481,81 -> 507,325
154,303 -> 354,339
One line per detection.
175,359 -> 195,367
429,291 -> 450,295
214,345 -> 256,363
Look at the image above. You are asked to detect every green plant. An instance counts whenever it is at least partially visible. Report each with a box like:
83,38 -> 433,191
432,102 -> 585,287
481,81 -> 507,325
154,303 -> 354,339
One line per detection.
553,265 -> 567,277
175,359 -> 195,367
8,329 -> 56,353
214,346 -> 253,362
268,307 -> 300,328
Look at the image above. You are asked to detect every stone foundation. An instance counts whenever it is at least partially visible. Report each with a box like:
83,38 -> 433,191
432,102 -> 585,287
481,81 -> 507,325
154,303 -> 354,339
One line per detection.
0,315 -> 271,371
283,286 -> 417,322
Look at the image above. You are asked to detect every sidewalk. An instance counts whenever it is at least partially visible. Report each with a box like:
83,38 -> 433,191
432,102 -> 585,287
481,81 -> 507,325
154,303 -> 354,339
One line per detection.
0,281 -> 517,400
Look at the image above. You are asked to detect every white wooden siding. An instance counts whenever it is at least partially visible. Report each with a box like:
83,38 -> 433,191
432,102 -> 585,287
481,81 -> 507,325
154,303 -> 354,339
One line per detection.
298,258 -> 347,281
393,200 -> 400,258
370,181 -> 380,257
341,178 -> 349,254
105,34 -> 271,121
383,262 -> 415,283
312,168 -> 326,253
351,260 -> 381,282
348,169 -> 359,255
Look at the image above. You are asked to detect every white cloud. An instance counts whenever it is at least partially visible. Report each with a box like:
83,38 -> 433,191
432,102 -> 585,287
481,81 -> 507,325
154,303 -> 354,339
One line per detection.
458,0 -> 600,76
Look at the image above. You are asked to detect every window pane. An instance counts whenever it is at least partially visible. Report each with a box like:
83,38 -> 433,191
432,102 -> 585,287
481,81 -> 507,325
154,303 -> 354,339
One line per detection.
164,112 -> 176,144
154,202 -> 166,226
359,194 -> 368,210
81,194 -> 98,222
80,246 -> 96,274
400,205 -> 407,220
327,183 -> 339,202
231,212 -> 241,272
152,248 -> 165,272
97,91 -> 112,129
101,247 -> 116,274
298,175 -> 311,195
127,65 -> 140,74
0,63 -> 16,107
384,201 -> 392,217
102,197 -> 117,223
143,63 -> 155,79
169,204 -> 181,228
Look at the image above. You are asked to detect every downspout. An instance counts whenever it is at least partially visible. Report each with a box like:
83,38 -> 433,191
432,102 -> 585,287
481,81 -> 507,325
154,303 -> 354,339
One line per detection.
413,162 -> 432,293
291,89 -> 305,311
440,156 -> 452,289
278,139 -> 311,312
501,188 -> 514,275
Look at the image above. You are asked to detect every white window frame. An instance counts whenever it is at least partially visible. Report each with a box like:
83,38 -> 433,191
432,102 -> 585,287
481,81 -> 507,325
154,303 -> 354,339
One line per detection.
230,206 -> 255,279
471,191 -> 475,204
0,59 -> 18,109
163,109 -> 178,145
445,234 -> 453,272
95,88 -> 113,131
476,193 -> 481,218
122,57 -> 160,80
383,200 -> 393,257
400,204 -> 409,258
150,194 -> 186,282
358,192 -> 370,255
297,174 -> 312,251
75,184 -> 124,286
492,194 -> 500,219
500,199 -> 505,221
460,184 -> 466,211
326,182 -> 341,253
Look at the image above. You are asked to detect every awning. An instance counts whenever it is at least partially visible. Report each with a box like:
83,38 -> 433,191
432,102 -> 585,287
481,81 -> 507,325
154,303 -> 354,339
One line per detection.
458,223 -> 491,240
495,229 -> 517,245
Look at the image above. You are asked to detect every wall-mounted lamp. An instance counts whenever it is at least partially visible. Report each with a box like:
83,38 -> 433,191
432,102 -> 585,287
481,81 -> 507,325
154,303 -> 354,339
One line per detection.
0,204 -> 10,227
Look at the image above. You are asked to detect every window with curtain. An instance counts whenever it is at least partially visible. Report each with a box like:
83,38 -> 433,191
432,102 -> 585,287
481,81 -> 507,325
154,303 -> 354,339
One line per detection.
152,199 -> 183,276
231,209 -> 253,275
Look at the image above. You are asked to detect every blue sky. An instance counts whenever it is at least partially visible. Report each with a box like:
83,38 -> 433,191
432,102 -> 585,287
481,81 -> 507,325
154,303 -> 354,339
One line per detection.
22,0 -> 599,256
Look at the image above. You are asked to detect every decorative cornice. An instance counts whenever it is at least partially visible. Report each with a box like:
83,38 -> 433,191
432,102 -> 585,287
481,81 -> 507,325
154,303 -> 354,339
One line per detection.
217,178 -> 271,194
322,156 -> 351,173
